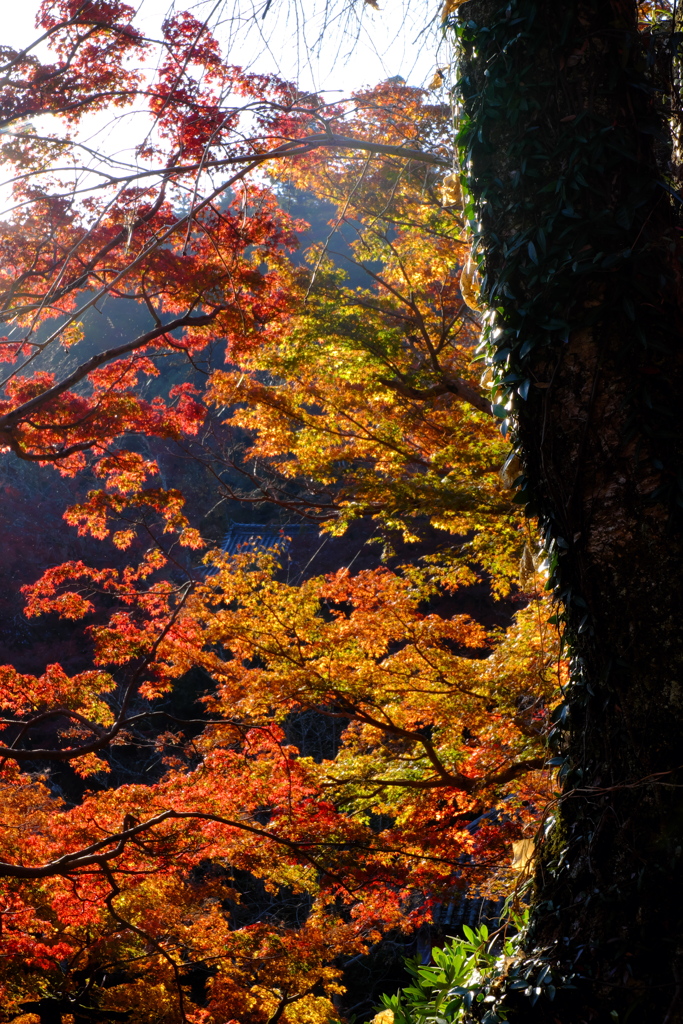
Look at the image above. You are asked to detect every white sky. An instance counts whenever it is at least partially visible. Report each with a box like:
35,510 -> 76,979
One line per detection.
4,0 -> 443,93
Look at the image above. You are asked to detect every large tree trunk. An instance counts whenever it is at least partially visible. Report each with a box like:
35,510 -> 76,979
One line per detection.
458,0 -> 683,1019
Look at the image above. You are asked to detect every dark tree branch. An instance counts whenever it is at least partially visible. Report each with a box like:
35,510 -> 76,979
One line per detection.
0,809 -> 345,882
379,374 -> 493,416
0,309 -> 220,435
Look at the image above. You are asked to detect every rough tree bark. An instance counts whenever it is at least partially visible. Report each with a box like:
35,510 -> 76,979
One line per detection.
458,0 -> 683,1019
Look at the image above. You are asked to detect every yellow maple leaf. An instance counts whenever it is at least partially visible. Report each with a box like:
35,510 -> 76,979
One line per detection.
61,320 -> 85,347
441,0 -> 468,19
428,69 -> 445,90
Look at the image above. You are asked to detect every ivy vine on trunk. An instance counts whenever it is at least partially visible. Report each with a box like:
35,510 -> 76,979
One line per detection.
453,0 -> 683,1019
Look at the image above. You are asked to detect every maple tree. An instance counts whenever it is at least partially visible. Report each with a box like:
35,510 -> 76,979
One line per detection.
0,4 -> 564,1022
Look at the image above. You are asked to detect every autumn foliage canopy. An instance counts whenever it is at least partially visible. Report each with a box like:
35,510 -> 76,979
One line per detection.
0,4 -> 563,1021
